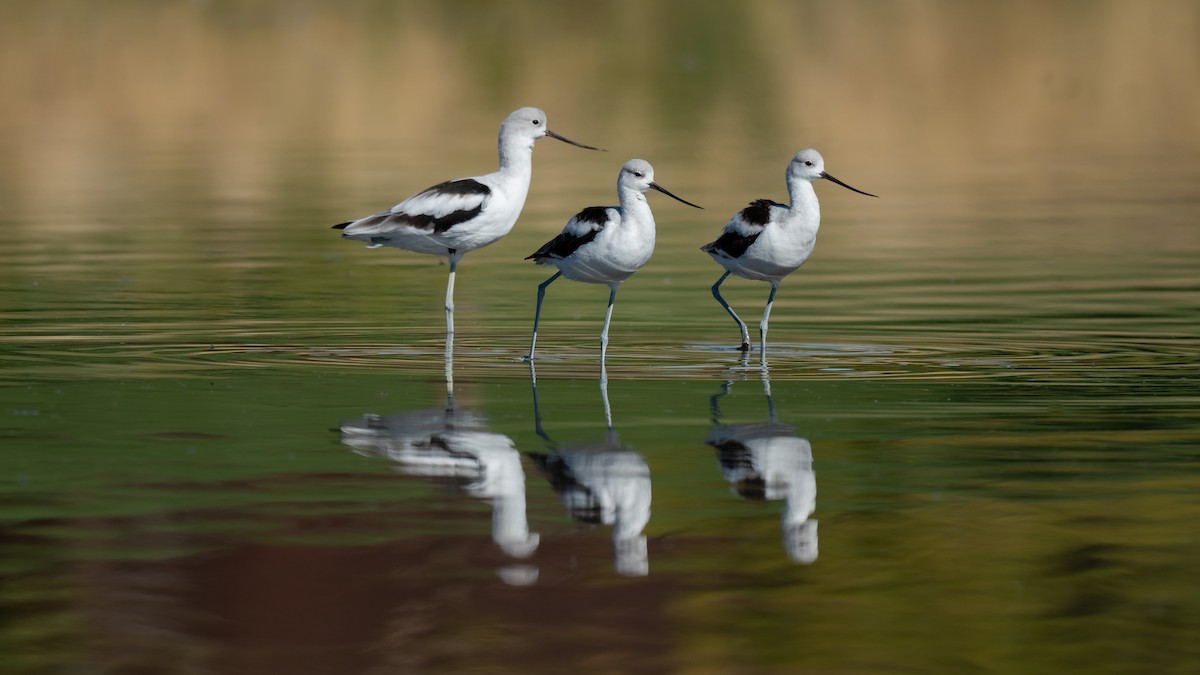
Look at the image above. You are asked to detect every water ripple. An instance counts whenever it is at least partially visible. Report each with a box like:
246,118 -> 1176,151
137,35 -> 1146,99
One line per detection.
3,328 -> 1193,385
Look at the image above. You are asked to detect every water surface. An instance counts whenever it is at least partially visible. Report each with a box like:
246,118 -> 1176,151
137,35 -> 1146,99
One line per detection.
2,2 -> 1199,673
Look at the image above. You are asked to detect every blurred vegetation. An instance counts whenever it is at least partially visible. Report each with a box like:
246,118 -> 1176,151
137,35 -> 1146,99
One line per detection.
2,0 -> 1199,231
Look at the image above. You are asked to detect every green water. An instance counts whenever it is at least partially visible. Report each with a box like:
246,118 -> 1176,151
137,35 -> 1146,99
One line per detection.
3,2 -> 1200,673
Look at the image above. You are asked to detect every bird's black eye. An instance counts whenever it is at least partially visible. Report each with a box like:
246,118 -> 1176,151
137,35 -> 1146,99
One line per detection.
532,119 -> 541,126
634,172 -> 644,178
804,160 -> 813,166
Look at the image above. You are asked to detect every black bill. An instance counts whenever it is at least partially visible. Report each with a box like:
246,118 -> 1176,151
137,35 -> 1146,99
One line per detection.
650,182 -> 703,209
820,171 -> 877,198
545,129 -> 605,151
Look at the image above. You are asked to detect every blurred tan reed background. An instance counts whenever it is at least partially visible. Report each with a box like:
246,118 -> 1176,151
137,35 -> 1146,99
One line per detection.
1,0 -> 1197,236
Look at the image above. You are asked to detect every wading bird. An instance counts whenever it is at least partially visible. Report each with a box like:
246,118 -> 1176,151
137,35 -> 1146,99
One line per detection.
525,159 -> 701,363
334,107 -> 601,344
701,149 -> 876,364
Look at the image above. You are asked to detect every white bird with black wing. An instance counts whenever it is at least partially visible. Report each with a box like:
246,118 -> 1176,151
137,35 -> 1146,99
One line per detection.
701,149 -> 876,362
525,159 -> 702,363
334,107 -> 601,338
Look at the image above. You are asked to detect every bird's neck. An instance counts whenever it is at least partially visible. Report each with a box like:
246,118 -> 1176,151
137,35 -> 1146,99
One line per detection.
497,136 -> 535,177
787,180 -> 820,222
618,190 -> 654,224
494,137 -> 535,209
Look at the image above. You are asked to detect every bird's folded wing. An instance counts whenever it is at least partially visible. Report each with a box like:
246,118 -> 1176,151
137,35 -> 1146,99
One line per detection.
342,179 -> 493,236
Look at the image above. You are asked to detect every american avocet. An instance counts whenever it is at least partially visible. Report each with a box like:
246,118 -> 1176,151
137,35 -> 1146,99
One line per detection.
334,107 -> 601,340
701,149 -> 876,363
525,159 -> 701,363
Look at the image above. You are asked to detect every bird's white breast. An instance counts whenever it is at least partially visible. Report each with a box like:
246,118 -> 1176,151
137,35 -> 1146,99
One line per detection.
560,213 -> 656,284
729,214 -> 817,282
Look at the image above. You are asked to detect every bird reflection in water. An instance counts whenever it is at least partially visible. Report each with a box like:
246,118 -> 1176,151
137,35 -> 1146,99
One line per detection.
337,380 -> 540,586
527,364 -> 652,576
707,369 -> 818,564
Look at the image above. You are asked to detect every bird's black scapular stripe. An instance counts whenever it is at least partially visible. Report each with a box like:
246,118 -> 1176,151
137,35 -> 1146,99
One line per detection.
426,178 -> 491,198
395,178 -> 490,233
740,198 -> 786,226
336,204 -> 484,236
526,228 -> 601,262
398,204 -> 485,234
702,228 -> 761,259
332,179 -> 490,234
525,207 -> 608,262
573,206 -> 610,227
387,177 -> 491,233
699,199 -> 782,258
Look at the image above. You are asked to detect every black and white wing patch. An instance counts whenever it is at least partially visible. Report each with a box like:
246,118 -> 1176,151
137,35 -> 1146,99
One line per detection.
738,199 -> 787,227
525,206 -> 612,264
334,178 -> 492,239
700,199 -> 783,259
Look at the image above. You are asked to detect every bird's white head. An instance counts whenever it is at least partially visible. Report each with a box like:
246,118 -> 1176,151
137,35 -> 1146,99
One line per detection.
620,159 -> 657,192
787,148 -> 877,198
502,107 -> 604,152
786,149 -> 827,182
620,159 -> 703,209
503,107 -> 550,143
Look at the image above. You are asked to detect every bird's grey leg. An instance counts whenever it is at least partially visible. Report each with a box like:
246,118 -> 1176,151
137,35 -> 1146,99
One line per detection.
759,282 -> 779,367
600,283 -> 619,365
444,250 -> 460,337
444,250 -> 460,387
712,271 -> 751,351
527,271 -> 561,362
